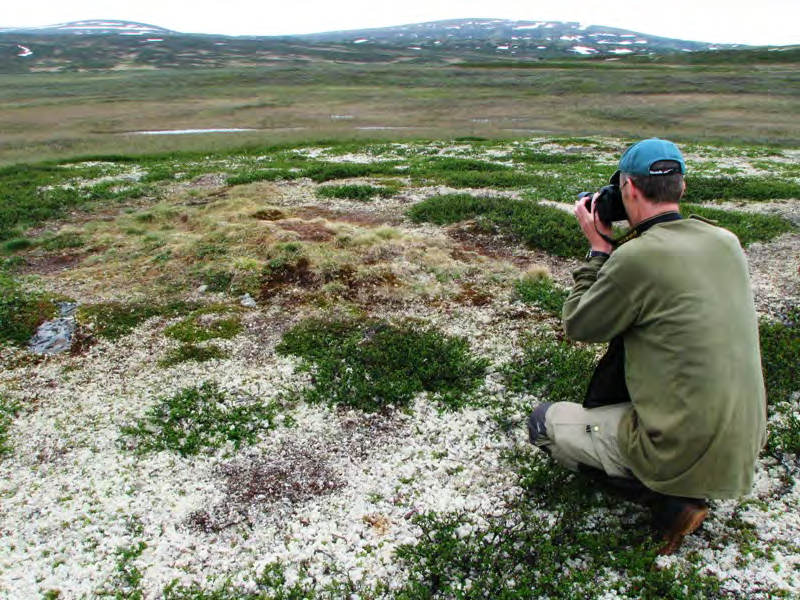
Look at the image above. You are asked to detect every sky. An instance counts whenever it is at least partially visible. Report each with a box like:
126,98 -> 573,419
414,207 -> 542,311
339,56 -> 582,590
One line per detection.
3,0 -> 799,46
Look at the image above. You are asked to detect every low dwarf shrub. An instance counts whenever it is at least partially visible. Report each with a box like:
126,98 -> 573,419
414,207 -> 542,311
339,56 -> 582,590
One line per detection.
276,318 -> 489,412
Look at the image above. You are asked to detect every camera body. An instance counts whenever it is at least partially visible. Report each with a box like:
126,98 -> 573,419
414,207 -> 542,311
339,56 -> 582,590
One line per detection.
579,184 -> 627,226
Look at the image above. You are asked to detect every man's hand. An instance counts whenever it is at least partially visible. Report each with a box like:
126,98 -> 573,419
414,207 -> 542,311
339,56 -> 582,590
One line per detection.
574,193 -> 614,254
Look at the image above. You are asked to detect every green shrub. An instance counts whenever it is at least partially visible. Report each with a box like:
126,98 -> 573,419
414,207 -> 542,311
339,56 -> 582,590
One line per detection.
503,335 -> 596,403
227,169 -> 300,185
164,311 -> 243,343
410,155 -> 544,188
276,318 -> 490,412
685,176 -> 800,201
408,194 -> 586,258
301,162 -> 401,182
515,273 -> 569,314
39,232 -> 86,250
0,271 -> 57,346
435,170 -> 545,189
120,382 -> 283,457
78,301 -> 199,341
316,184 -> 397,201
759,310 -> 800,408
407,193 -> 496,225
682,204 -> 794,246
408,154 -> 589,190
415,157 -> 513,173
158,343 -> 229,368
760,310 -> 800,457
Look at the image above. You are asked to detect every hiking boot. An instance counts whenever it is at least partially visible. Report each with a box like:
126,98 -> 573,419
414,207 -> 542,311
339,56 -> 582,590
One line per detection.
655,498 -> 709,556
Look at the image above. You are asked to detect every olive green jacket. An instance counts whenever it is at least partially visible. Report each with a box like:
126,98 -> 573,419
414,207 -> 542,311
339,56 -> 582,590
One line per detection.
563,217 -> 767,499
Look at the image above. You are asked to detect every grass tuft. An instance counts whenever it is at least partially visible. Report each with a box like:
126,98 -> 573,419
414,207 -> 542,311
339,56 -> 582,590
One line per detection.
120,382 -> 284,457
276,318 -> 489,412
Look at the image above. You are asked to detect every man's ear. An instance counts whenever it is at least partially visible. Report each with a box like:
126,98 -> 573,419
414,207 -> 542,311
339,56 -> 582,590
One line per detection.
680,179 -> 686,200
627,177 -> 640,201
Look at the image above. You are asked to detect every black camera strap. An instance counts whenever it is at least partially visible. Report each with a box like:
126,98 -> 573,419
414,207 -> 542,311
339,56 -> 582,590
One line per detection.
597,211 -> 682,248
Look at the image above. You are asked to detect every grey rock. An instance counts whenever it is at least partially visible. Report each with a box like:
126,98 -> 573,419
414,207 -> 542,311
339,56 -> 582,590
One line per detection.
28,302 -> 79,354
57,302 -> 78,318
240,293 -> 257,308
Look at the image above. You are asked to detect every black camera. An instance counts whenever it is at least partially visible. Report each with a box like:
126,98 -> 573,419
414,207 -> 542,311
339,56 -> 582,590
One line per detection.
579,184 -> 627,226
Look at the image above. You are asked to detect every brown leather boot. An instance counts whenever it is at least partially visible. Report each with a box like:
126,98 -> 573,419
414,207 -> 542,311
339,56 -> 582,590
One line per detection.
656,499 -> 709,556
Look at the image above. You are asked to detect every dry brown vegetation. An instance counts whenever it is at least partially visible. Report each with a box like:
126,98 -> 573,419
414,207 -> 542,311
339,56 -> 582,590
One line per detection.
22,177 -> 518,310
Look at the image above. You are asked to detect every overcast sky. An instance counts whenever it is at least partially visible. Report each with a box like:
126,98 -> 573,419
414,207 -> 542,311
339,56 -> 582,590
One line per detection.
4,1 -> 798,46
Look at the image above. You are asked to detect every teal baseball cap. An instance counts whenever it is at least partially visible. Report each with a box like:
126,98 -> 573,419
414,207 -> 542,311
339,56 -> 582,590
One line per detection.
610,138 -> 686,184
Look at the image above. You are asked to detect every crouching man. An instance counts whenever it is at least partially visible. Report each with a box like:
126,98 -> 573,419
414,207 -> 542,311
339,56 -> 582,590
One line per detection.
528,138 -> 766,555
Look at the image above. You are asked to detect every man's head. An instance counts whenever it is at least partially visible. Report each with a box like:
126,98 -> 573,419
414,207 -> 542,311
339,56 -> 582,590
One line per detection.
611,138 -> 686,204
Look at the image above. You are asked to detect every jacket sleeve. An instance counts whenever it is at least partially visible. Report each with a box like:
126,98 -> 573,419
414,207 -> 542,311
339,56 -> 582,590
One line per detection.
562,256 -> 638,343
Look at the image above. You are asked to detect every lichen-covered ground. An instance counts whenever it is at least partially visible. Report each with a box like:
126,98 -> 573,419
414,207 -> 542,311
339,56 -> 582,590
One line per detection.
1,138 -> 798,598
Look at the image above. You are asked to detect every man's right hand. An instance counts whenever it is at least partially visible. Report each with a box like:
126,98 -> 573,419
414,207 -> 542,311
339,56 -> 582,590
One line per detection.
574,193 -> 614,255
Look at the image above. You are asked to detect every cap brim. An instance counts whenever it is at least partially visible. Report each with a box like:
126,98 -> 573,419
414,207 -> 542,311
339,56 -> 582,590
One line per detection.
610,170 -> 621,186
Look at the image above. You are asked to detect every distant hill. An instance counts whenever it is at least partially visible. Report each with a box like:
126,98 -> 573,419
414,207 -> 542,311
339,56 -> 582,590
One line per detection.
0,17 -> 791,73
296,18 -> 739,56
0,19 -> 177,36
